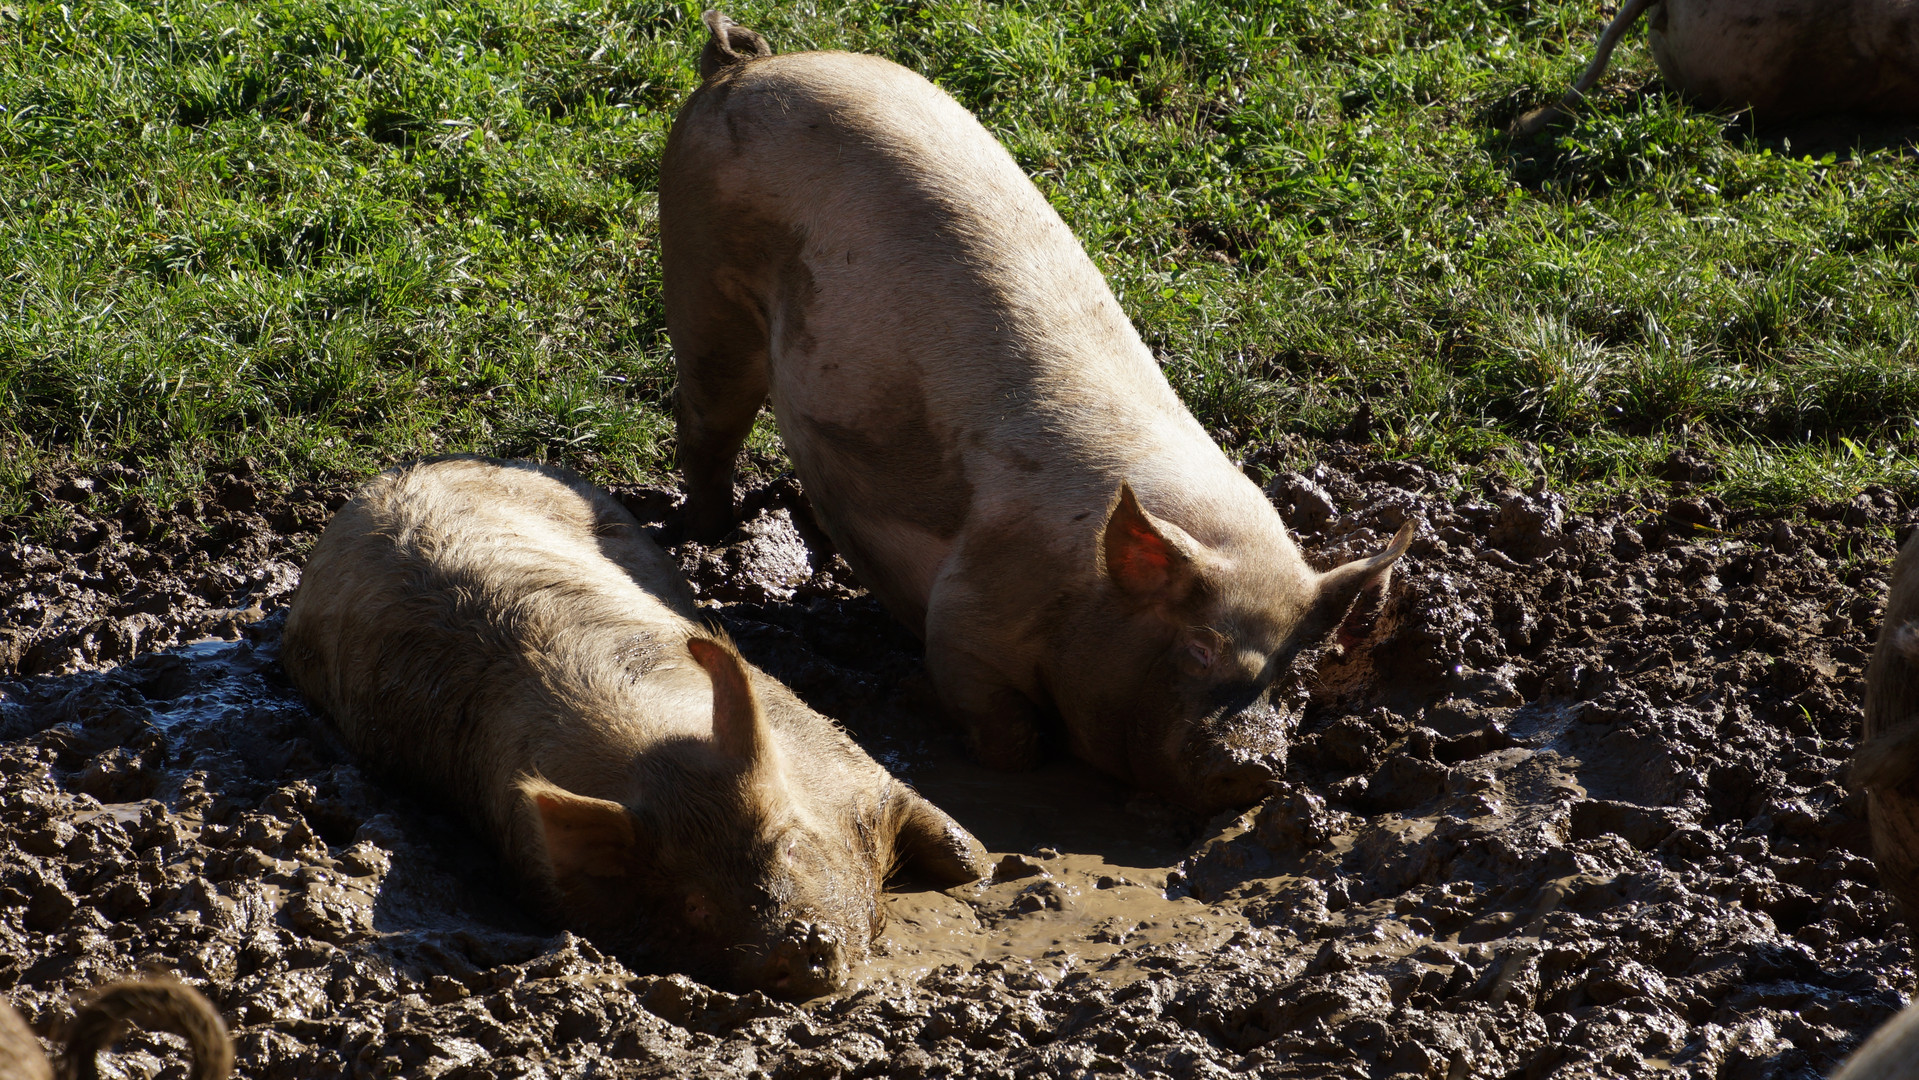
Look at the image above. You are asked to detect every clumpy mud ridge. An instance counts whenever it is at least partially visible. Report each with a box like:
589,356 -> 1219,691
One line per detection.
0,447 -> 1912,1079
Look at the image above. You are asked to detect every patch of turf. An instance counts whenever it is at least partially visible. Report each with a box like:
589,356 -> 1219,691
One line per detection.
2,0 -> 1916,510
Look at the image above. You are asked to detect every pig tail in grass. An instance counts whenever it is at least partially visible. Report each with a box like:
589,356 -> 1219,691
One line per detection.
1511,0 -> 1656,137
699,10 -> 773,81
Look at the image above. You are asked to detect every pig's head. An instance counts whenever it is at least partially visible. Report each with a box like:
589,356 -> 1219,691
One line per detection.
519,636 -> 985,999
1058,482 -> 1412,813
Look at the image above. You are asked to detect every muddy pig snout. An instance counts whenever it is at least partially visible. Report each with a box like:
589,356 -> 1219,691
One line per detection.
758,919 -> 851,999
1171,695 -> 1288,813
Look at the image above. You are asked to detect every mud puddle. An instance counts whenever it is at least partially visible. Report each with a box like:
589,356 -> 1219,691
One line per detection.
1,448 -> 1915,1078
867,757 -> 1254,992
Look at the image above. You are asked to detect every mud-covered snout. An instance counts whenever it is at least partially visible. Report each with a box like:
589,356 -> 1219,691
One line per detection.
746,918 -> 854,1000
1161,689 -> 1289,814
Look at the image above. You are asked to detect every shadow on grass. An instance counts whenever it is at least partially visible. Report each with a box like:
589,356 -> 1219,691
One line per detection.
1486,83 -> 1919,196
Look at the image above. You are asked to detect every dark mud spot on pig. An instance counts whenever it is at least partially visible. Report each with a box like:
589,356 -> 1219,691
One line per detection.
0,452 -> 1913,1077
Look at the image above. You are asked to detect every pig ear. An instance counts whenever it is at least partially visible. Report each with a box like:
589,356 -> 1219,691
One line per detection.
889,786 -> 988,886
687,636 -> 773,766
1308,520 -> 1414,634
1101,482 -> 1206,603
520,776 -> 640,882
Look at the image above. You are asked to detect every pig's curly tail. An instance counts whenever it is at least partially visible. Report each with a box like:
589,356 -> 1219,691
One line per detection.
701,10 -> 774,82
61,976 -> 232,1080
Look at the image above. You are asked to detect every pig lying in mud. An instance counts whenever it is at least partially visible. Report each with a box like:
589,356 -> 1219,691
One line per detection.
281,457 -> 986,999
1519,0 -> 1919,133
662,12 -> 1412,814
0,976 -> 231,1080
1854,530 -> 1919,916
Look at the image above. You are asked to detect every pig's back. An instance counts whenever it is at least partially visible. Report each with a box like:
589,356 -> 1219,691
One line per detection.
679,53 -> 1220,464
283,458 -> 705,824
667,53 -> 1263,617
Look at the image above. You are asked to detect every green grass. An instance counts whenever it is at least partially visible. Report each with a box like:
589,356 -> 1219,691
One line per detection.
2,0 -> 1917,514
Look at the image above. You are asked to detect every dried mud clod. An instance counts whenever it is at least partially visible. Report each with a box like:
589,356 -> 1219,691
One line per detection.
0,449 -> 1912,1078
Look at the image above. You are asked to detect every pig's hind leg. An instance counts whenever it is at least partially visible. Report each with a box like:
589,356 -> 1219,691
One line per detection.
668,272 -> 772,543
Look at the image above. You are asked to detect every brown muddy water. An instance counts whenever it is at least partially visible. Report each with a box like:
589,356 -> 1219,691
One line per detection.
0,447 -> 1912,1078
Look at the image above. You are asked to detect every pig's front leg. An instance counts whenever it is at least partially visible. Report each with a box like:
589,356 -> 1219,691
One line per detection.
924,591 -> 1046,771
926,645 -> 1047,770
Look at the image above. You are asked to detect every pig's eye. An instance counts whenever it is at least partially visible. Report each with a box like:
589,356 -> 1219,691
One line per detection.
1179,630 -> 1224,676
684,892 -> 717,931
766,825 -> 802,861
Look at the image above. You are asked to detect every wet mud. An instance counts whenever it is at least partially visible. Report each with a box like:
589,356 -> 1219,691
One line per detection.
0,448 -> 1912,1078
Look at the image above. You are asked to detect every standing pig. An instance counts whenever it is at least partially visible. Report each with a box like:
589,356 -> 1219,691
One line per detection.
281,457 -> 986,999
1855,530 -> 1919,915
662,13 -> 1412,814
1518,0 -> 1919,133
